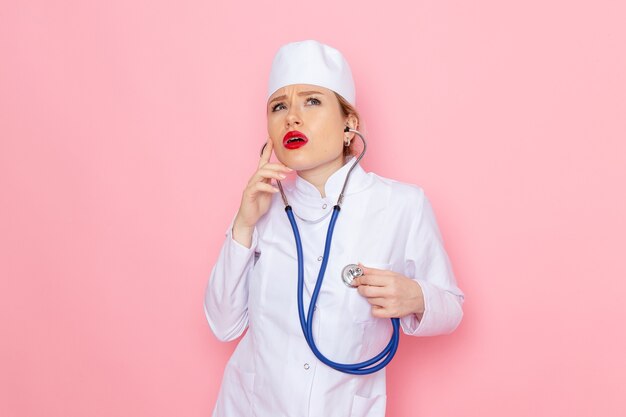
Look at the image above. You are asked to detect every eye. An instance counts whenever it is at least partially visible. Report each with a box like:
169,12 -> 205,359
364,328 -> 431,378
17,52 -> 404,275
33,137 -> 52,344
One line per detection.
271,102 -> 286,112
306,97 -> 321,105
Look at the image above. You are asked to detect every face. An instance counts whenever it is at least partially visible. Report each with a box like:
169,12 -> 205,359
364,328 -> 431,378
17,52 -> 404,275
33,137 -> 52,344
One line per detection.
267,84 -> 352,173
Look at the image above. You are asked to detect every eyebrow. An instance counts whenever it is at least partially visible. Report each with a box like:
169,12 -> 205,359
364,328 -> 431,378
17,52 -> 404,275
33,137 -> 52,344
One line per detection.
268,90 -> 325,105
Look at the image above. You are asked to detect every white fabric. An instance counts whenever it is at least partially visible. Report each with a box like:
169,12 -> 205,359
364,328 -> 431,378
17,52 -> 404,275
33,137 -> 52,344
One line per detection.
204,157 -> 465,417
267,39 -> 356,105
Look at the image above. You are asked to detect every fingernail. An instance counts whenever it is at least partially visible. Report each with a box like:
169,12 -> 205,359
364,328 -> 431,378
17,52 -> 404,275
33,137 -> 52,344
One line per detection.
279,174 -> 286,179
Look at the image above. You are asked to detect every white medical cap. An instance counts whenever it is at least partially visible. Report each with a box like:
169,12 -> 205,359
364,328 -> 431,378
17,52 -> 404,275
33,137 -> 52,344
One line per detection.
267,40 -> 356,106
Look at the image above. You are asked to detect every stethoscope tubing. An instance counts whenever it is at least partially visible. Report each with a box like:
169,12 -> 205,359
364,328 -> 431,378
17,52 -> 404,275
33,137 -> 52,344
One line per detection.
271,128 -> 400,375
286,205 -> 400,374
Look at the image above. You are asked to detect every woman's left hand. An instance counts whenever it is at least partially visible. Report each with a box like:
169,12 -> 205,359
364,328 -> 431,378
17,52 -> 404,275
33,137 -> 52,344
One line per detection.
352,263 -> 425,320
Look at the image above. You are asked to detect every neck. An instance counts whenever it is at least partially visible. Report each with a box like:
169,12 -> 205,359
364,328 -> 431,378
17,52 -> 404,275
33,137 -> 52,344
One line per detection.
297,155 -> 346,198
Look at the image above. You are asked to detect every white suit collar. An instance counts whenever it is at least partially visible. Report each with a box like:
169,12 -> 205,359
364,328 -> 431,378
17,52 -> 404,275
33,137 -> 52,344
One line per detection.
285,156 -> 372,222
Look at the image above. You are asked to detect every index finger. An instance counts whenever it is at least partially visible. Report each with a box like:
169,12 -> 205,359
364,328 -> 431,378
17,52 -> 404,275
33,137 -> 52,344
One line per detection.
358,263 -> 393,276
353,274 -> 392,287
259,138 -> 273,168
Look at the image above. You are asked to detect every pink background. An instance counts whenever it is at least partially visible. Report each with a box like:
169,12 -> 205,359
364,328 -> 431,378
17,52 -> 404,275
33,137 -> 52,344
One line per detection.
2,1 -> 625,416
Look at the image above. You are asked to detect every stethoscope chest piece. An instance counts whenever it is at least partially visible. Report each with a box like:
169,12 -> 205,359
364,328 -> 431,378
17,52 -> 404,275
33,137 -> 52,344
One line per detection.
341,264 -> 363,288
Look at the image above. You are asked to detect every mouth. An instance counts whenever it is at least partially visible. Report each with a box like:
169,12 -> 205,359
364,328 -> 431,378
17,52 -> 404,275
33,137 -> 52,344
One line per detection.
283,130 -> 309,150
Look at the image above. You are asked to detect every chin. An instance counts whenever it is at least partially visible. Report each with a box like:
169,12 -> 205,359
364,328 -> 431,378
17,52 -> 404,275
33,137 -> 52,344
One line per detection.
278,155 -> 315,171
279,151 -> 344,173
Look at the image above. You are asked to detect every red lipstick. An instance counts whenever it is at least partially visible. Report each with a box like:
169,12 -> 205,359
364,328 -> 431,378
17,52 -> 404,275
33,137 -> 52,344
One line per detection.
283,130 -> 309,150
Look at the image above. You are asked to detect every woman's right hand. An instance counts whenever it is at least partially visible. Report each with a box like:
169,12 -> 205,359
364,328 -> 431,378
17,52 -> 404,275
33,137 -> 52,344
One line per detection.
232,139 -> 292,248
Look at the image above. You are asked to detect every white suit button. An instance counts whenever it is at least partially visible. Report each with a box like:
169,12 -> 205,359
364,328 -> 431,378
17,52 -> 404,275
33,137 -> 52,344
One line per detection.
322,203 -> 327,209
304,363 -> 310,370
317,256 -> 323,261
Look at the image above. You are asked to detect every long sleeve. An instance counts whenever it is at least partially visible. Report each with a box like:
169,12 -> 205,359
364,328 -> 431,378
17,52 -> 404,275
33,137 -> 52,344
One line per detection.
204,218 -> 259,342
400,192 -> 465,336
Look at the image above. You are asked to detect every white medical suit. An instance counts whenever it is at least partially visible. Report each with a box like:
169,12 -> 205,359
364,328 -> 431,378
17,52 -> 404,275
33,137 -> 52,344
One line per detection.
204,157 -> 464,417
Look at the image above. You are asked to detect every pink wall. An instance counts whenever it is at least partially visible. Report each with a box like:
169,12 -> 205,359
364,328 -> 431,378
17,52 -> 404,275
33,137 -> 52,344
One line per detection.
2,1 -> 625,416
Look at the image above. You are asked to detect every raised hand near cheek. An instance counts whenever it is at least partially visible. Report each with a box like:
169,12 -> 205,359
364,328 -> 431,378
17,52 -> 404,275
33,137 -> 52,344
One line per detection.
232,138 -> 293,248
352,263 -> 425,320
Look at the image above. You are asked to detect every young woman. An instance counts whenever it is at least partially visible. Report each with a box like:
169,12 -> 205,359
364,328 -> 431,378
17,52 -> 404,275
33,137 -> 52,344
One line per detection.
204,39 -> 464,417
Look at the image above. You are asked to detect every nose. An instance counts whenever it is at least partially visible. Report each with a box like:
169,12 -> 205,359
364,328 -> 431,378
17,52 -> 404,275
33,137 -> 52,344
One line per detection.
285,106 -> 302,129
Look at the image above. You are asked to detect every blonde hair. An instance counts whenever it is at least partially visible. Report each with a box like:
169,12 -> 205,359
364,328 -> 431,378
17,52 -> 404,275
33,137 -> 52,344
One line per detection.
334,92 -> 363,158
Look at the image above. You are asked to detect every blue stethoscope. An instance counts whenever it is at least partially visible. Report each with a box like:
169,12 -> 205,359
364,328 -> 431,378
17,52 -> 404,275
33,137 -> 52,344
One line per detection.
262,127 -> 400,375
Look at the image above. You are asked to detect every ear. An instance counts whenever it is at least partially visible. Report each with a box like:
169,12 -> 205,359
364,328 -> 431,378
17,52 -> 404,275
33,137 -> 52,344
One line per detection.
345,114 -> 359,140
